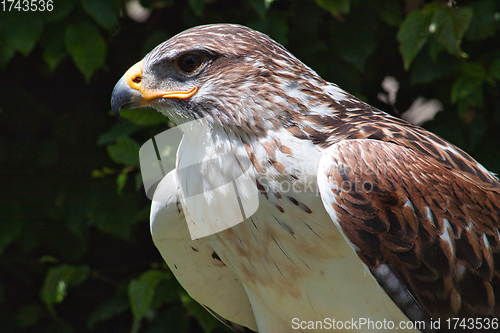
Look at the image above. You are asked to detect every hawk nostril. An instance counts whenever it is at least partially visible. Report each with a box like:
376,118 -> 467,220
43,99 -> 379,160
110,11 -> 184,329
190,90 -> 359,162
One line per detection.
132,75 -> 142,84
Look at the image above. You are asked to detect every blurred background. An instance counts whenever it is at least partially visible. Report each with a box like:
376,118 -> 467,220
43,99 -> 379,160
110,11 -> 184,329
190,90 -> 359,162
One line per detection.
1,0 -> 499,332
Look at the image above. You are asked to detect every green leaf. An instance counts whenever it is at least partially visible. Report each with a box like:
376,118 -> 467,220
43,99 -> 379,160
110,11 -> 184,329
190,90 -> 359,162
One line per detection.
40,264 -> 90,306
107,136 -> 140,166
116,169 -> 128,195
39,255 -> 60,264
427,36 -> 444,61
65,22 -> 106,81
85,184 -> 147,240
92,167 -> 115,178
397,7 -> 435,70
180,293 -> 221,333
82,0 -> 119,31
451,63 -> 485,105
0,12 -> 44,56
410,52 -> 457,85
451,75 -> 483,104
128,270 -> 171,328
431,6 -> 473,57
41,0 -> 75,23
462,62 -> 487,79
92,207 -> 147,239
314,0 -> 350,17
0,34 -> 16,67
42,26 -> 67,70
119,108 -> 170,126
87,297 -> 129,329
97,122 -> 141,147
149,279 -> 180,310
465,0 -> 499,40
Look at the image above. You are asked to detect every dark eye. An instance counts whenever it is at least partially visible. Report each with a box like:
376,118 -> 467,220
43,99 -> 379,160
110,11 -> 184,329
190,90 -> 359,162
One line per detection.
176,53 -> 204,74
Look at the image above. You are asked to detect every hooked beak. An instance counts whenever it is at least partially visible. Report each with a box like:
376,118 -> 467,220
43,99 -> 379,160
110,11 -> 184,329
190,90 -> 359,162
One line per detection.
110,60 -> 198,119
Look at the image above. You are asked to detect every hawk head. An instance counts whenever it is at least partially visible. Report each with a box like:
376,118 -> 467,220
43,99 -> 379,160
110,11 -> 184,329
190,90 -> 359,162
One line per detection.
111,24 -> 325,135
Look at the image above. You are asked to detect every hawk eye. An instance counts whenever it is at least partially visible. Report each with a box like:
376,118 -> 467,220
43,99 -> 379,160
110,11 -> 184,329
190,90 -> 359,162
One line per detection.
176,53 -> 204,74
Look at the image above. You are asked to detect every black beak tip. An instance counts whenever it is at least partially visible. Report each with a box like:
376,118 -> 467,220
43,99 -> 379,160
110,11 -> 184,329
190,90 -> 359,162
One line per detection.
111,76 -> 131,122
111,97 -> 122,122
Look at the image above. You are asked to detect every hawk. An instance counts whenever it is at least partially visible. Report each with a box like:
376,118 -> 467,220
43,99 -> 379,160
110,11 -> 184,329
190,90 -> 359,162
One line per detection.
111,24 -> 500,332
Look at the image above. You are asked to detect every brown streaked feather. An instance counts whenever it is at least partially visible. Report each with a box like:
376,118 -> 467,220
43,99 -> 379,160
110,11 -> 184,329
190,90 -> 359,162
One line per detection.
319,138 -> 500,329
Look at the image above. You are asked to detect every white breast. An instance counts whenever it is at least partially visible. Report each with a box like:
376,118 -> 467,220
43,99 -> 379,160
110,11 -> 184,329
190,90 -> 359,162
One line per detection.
176,125 -> 418,332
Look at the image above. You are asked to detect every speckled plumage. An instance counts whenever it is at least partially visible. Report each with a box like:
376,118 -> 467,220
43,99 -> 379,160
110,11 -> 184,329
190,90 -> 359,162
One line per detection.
112,24 -> 500,332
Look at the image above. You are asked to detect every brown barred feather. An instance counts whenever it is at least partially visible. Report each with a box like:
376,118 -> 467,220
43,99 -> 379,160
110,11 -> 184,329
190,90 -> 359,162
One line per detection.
321,139 -> 500,328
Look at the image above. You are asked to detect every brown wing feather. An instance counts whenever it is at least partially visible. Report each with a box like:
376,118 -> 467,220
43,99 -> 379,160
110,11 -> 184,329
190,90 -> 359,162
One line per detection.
319,138 -> 500,329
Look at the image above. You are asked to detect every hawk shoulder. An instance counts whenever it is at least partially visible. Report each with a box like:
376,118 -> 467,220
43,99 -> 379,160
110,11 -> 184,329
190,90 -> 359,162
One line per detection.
317,138 -> 500,329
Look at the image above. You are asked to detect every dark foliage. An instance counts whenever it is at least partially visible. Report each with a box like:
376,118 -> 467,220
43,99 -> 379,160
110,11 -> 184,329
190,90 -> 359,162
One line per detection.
0,0 -> 499,332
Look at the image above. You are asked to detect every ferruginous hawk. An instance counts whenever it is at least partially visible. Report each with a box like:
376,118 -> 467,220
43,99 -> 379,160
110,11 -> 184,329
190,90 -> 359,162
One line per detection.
111,24 -> 500,332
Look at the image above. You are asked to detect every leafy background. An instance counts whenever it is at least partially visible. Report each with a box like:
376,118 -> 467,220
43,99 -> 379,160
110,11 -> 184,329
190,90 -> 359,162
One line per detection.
1,0 -> 499,332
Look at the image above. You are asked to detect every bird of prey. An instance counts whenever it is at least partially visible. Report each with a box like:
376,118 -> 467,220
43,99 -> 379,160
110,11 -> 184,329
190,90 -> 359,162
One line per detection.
111,24 -> 500,332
